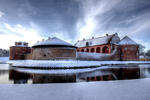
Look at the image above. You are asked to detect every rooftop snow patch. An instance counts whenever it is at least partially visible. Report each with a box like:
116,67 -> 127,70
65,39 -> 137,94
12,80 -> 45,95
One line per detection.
33,37 -> 75,48
75,33 -> 120,47
118,36 -> 138,45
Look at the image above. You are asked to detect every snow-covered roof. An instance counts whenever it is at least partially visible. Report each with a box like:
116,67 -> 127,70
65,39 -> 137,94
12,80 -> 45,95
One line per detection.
75,33 -> 120,47
32,37 -> 76,48
118,36 -> 138,45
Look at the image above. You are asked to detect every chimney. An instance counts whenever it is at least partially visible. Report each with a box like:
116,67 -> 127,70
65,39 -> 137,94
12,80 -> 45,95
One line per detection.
42,39 -> 44,41
83,38 -> 85,41
106,34 -> 108,36
92,37 -> 94,39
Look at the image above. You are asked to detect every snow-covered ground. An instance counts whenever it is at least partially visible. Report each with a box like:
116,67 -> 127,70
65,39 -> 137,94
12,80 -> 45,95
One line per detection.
0,57 -> 9,63
0,78 -> 150,100
8,60 -> 150,68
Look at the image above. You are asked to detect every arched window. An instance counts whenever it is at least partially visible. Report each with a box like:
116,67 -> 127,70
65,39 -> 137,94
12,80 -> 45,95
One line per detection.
91,48 -> 95,53
86,48 -> 89,52
96,47 -> 101,53
102,46 -> 109,53
81,49 -> 84,52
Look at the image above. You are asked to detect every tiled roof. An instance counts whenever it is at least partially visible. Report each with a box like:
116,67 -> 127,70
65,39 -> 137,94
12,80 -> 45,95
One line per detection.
118,36 -> 138,45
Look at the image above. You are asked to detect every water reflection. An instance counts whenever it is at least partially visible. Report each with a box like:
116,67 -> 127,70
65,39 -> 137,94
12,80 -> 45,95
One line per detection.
0,64 -> 150,84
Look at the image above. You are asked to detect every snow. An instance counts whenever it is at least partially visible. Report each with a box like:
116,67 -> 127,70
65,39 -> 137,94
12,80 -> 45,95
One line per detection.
13,66 -> 110,74
33,37 -> 74,47
0,57 -> 9,63
75,33 -> 120,47
8,60 -> 150,68
75,34 -> 113,47
0,78 -> 150,100
118,36 -> 138,45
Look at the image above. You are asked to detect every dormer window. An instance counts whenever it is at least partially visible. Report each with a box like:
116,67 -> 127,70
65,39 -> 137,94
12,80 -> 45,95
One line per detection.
86,42 -> 89,46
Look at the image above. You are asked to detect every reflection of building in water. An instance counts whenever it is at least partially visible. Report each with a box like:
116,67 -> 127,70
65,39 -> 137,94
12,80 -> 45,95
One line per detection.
7,66 -> 141,84
77,67 -> 140,81
9,69 -> 31,84
32,74 -> 76,83
77,71 -> 116,82
109,67 -> 140,80
0,70 -> 9,75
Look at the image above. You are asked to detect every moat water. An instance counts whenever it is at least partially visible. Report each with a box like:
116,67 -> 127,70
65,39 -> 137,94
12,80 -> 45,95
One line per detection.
0,64 -> 150,84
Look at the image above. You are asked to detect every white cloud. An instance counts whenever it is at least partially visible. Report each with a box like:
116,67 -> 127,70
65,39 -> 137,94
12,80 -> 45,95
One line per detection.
0,23 -> 44,49
76,0 -> 121,40
0,11 -> 4,17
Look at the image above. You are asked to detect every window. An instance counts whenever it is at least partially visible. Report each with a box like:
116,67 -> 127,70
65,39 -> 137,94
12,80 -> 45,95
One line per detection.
96,47 -> 101,53
86,42 -> 89,46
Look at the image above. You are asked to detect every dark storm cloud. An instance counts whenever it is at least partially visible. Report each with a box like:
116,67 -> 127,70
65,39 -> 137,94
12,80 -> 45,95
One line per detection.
0,0 -> 150,49
0,0 -> 82,40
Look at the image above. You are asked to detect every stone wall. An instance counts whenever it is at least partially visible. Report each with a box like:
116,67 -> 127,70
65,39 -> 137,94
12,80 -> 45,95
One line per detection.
32,47 -> 76,60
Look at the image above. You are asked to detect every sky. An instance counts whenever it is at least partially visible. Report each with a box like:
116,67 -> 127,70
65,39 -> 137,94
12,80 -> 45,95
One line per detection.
0,0 -> 150,50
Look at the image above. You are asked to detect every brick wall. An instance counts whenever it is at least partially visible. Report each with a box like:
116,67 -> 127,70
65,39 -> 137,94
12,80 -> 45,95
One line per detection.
120,45 -> 139,61
9,46 -> 31,60
32,47 -> 76,60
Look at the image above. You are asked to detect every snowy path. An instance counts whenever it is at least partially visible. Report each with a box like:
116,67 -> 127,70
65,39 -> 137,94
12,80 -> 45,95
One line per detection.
0,78 -> 150,100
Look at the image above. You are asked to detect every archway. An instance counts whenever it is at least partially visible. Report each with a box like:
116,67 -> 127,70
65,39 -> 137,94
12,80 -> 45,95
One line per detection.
81,49 -> 84,52
96,47 -> 101,53
102,46 -> 109,53
91,48 -> 95,53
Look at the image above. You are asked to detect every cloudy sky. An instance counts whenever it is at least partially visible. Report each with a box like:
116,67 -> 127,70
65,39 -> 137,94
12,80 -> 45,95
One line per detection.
0,0 -> 150,50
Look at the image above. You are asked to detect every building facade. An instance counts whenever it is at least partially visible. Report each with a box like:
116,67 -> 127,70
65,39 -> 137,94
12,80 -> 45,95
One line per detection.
9,34 -> 139,61
118,36 -> 139,61
75,33 -> 120,54
32,37 -> 77,60
75,34 -> 139,61
9,42 -> 31,60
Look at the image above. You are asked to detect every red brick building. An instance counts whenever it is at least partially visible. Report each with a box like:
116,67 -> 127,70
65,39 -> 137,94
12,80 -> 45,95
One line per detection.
75,33 -> 120,53
118,36 -> 139,61
75,33 -> 139,61
9,42 -> 31,60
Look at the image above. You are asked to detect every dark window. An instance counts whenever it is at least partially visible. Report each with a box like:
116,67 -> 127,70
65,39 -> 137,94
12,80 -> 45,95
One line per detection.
102,46 -> 109,53
81,49 -> 84,52
86,42 -> 89,46
43,54 -> 46,57
96,47 -> 101,53
91,48 -> 95,53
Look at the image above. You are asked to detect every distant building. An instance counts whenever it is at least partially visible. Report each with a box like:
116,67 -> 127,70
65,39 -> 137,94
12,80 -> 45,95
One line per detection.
9,42 -> 31,60
32,37 -> 77,60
